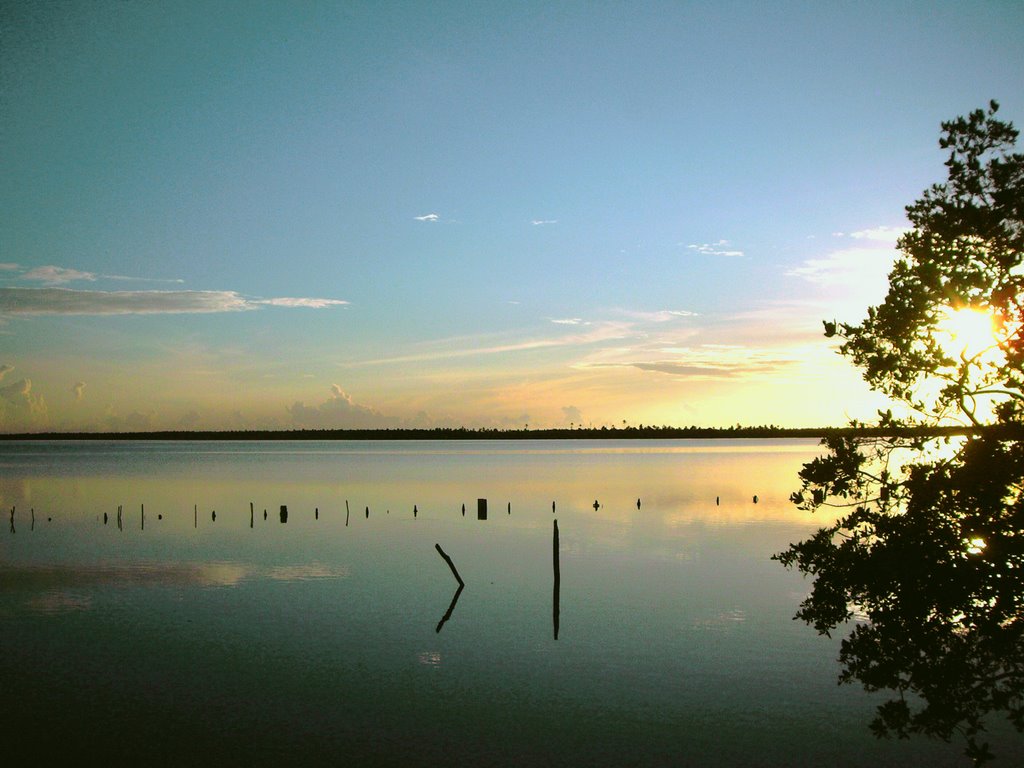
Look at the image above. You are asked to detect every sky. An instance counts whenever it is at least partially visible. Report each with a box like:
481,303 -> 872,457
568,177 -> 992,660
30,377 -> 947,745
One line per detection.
2,1 -> 1023,433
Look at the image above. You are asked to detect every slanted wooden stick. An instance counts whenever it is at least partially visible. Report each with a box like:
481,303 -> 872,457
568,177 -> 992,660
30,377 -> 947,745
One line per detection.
434,543 -> 465,587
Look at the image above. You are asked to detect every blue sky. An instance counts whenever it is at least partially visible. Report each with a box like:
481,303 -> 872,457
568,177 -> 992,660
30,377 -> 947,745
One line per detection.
2,1 -> 1023,431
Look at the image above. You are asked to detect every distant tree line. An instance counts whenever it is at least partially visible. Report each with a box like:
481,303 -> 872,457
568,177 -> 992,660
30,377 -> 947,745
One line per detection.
2,423 -> 1018,441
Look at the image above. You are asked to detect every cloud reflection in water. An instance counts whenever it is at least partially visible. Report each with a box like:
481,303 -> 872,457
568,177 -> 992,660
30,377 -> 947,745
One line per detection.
3,560 -> 350,614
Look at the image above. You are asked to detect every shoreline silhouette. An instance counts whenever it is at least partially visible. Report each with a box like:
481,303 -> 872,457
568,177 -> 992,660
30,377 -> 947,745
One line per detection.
0,424 -> 1010,442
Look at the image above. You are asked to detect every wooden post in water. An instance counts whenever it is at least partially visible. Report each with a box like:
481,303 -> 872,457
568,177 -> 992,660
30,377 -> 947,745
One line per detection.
194,504 -> 198,528
477,498 -> 487,520
434,543 -> 465,587
141,504 -> 145,531
250,502 -> 254,529
279,505 -> 288,524
345,500 -> 350,527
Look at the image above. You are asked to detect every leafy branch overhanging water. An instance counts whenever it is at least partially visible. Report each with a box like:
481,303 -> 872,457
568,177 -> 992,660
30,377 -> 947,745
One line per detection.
775,102 -> 1024,766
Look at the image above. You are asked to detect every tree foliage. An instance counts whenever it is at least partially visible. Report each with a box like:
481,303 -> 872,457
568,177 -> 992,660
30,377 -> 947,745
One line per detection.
776,102 -> 1024,765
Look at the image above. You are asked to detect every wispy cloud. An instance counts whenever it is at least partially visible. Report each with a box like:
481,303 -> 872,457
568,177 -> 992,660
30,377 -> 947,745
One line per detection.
22,266 -> 97,284
414,213 -> 440,222
632,359 -> 795,377
348,337 -> 573,367
531,219 -> 558,226
632,362 -> 733,376
105,274 -> 186,284
0,288 -> 348,316
256,297 -> 349,309
3,263 -> 184,285
619,309 -> 698,323
832,226 -> 908,243
787,246 -> 896,289
345,307 -> 707,373
583,345 -> 800,380
686,240 -> 744,257
344,321 -> 634,368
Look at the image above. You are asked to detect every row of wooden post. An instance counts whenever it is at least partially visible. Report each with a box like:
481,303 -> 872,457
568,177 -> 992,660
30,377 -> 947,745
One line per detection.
9,506 -> 52,533
11,493 -> 763,535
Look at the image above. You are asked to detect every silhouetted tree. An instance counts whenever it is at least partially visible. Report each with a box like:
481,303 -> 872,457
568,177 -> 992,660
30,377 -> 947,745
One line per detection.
776,102 -> 1023,765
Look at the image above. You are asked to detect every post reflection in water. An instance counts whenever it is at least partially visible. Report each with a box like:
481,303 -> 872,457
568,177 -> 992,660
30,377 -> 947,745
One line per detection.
4,438 -> 1016,766
553,517 -> 560,641
435,583 -> 464,633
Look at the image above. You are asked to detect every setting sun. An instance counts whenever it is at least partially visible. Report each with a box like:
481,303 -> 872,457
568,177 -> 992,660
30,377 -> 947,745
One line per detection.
935,306 -> 1000,361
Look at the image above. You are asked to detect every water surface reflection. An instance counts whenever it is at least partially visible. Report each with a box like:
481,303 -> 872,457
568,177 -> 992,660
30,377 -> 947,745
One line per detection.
2,439 -> 1013,766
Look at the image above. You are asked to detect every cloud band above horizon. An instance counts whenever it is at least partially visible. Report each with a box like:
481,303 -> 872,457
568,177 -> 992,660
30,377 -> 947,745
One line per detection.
0,288 -> 349,316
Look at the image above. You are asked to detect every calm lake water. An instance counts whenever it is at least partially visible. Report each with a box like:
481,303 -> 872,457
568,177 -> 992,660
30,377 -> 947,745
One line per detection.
0,439 -> 1014,766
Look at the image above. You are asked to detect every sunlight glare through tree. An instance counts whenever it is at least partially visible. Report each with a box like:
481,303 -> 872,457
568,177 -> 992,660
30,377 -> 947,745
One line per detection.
935,306 -> 1000,362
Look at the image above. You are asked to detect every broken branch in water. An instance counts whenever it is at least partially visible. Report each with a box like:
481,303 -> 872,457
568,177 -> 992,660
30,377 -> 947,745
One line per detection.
434,543 -> 465,587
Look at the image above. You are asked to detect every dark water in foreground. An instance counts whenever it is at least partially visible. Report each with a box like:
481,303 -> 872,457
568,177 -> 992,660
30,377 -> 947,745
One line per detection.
1,440 -> 1016,766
